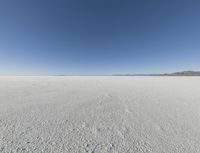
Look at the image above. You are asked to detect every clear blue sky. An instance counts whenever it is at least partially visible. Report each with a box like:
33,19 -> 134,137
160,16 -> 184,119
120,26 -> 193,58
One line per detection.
0,0 -> 200,75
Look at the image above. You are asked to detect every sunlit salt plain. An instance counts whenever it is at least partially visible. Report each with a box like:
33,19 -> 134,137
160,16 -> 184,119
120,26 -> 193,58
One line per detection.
0,76 -> 200,153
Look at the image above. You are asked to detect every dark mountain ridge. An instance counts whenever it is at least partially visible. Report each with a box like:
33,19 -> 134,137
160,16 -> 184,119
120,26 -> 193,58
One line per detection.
163,71 -> 200,76
113,71 -> 200,76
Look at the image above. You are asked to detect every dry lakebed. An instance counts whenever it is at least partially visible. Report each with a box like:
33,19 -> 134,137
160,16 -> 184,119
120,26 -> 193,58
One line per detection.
0,76 -> 200,153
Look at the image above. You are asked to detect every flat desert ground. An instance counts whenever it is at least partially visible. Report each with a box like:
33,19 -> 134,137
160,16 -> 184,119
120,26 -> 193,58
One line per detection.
0,76 -> 200,153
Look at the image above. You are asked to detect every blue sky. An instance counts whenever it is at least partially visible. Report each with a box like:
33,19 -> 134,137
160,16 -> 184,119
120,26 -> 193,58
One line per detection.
0,0 -> 200,75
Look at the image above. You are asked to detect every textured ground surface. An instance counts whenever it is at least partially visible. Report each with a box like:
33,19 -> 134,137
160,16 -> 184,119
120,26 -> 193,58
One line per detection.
0,76 -> 200,153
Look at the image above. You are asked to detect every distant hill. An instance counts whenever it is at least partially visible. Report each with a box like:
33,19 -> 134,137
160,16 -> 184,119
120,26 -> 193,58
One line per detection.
113,71 -> 200,76
163,71 -> 200,76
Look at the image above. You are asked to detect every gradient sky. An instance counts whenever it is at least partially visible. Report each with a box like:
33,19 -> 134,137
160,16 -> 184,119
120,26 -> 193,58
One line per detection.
0,0 -> 200,75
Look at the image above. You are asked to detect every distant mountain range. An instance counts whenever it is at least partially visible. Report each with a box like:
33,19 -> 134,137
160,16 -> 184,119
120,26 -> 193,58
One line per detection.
57,71 -> 200,76
163,71 -> 200,76
113,71 -> 200,76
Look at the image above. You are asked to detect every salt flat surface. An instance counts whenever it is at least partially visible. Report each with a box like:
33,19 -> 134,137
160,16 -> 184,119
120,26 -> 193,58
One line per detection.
0,76 -> 200,153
